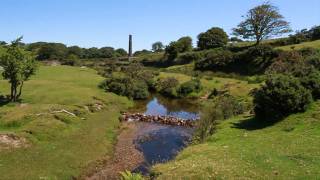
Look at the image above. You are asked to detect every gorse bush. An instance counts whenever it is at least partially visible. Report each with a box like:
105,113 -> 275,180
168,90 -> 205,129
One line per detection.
99,76 -> 149,100
156,77 -> 180,98
177,79 -> 202,97
253,74 -> 313,121
176,51 -> 203,65
155,77 -> 203,98
195,48 -> 234,70
297,69 -> 320,99
233,44 -> 279,75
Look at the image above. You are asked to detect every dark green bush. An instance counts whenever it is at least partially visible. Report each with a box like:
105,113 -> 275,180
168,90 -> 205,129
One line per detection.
306,52 -> 320,71
298,70 -> 320,99
253,75 -> 313,121
195,49 -> 233,70
99,76 -> 149,99
131,80 -> 150,99
176,52 -> 203,65
240,45 -> 279,74
177,79 -> 202,97
156,77 -> 179,98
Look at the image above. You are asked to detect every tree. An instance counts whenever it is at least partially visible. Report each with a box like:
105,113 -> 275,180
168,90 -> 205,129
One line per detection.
152,41 -> 164,52
233,2 -> 291,45
67,46 -> 83,58
176,36 -> 193,52
99,47 -> 115,58
0,41 -> 7,46
115,48 -> 128,57
37,43 -> 67,60
165,42 -> 180,62
0,37 -> 38,102
197,27 -> 228,50
165,36 -> 193,63
310,26 -> 320,40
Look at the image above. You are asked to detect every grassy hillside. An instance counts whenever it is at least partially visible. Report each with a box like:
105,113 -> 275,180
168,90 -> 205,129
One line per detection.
154,101 -> 320,179
0,66 -> 131,179
157,71 -> 259,99
277,40 -> 320,51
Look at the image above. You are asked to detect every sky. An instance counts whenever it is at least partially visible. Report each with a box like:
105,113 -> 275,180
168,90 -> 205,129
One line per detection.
0,0 -> 319,51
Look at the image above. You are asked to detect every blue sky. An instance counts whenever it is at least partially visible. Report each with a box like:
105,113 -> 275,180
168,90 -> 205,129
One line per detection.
0,0 -> 319,51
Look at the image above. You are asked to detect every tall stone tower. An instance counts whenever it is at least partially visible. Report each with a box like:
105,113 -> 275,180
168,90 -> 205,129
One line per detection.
128,34 -> 133,58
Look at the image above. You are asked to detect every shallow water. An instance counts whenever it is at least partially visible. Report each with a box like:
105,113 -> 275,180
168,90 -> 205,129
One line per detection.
130,94 -> 200,175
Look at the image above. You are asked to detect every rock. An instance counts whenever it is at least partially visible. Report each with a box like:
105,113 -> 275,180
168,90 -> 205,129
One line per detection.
121,113 -> 198,127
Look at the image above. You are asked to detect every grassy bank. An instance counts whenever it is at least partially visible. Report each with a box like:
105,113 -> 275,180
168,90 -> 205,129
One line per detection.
153,101 -> 320,179
157,71 -> 259,99
0,66 -> 131,179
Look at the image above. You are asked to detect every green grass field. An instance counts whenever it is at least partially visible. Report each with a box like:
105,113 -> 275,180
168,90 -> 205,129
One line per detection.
277,40 -> 320,51
154,101 -> 320,179
0,66 -> 131,179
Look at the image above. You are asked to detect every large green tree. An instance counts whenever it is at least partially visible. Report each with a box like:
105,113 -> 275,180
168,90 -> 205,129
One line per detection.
0,37 -> 38,102
233,2 -> 291,45
152,41 -> 164,52
197,27 -> 228,50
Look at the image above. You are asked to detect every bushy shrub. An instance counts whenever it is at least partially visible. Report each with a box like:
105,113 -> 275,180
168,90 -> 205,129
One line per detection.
156,77 -> 179,98
195,94 -> 245,142
253,75 -> 313,121
214,94 -> 246,119
240,44 -> 279,74
266,50 -> 304,75
177,79 -> 202,97
132,80 -> 150,99
195,49 -> 233,70
306,52 -> 320,71
298,70 -> 320,99
176,52 -> 203,65
100,76 -> 149,99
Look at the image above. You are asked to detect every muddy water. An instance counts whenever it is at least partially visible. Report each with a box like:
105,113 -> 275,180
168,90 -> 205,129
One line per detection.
130,94 -> 200,175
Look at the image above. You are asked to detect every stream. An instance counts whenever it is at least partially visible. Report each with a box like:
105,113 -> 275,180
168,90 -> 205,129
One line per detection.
129,94 -> 200,175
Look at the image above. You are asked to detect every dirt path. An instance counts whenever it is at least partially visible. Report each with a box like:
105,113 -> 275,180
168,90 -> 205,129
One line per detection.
86,122 -> 144,180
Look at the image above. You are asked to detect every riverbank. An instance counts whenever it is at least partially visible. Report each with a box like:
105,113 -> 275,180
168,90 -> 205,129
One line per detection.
153,101 -> 320,179
0,66 -> 132,179
87,122 -> 145,179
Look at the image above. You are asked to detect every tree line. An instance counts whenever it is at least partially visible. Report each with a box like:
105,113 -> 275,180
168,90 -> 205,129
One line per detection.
0,41 -> 128,61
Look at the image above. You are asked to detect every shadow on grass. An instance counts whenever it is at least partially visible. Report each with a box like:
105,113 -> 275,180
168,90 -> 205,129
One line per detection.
0,95 -> 10,107
0,95 -> 22,107
232,116 -> 282,131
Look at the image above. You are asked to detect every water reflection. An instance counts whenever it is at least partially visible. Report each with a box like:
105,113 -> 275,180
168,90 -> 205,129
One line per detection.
130,94 -> 200,175
131,94 -> 200,120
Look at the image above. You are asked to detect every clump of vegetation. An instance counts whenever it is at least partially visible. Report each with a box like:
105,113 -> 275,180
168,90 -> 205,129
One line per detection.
253,74 -> 313,121
197,27 -> 228,50
195,48 -> 233,70
177,79 -> 202,97
99,75 -> 149,100
175,51 -> 203,65
119,170 -> 144,180
195,94 -> 245,142
164,36 -> 193,63
235,44 -> 279,74
156,77 -> 180,98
